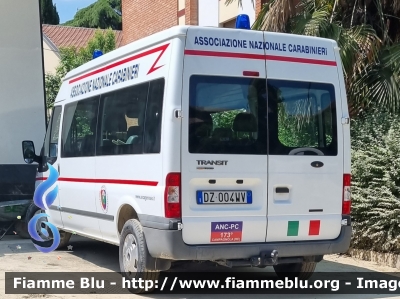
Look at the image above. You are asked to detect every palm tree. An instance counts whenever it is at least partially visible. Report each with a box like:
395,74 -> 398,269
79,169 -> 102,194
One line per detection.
225,0 -> 400,116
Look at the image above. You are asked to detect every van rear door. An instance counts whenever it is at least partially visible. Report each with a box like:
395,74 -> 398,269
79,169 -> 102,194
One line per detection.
180,27 -> 268,245
264,33 -> 344,242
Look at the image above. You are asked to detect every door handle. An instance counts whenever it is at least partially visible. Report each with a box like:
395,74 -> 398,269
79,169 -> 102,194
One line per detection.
58,164 -> 60,175
275,187 -> 289,194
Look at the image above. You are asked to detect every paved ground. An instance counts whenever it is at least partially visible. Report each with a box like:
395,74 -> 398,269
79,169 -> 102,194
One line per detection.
1,234 -> 400,299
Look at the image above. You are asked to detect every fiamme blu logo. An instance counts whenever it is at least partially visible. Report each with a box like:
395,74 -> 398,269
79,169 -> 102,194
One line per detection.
28,163 -> 61,253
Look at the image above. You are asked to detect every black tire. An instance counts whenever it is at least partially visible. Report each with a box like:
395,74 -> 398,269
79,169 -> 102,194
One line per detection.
57,230 -> 72,249
273,261 -> 317,280
23,202 -> 72,249
14,203 -> 40,242
119,219 -> 159,294
14,221 -> 30,239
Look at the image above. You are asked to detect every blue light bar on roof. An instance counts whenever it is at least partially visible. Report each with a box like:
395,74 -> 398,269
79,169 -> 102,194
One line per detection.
93,50 -> 103,59
235,14 -> 250,30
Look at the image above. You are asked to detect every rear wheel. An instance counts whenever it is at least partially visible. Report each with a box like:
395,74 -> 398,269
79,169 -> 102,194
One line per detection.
273,261 -> 316,280
119,219 -> 159,294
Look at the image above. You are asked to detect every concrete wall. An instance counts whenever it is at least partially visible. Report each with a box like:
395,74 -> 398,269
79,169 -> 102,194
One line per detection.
240,0 -> 256,26
0,0 -> 47,202
198,0 -> 219,27
0,0 -> 46,164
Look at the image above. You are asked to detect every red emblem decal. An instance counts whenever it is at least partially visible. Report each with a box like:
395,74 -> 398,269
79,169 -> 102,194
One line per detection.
147,43 -> 169,75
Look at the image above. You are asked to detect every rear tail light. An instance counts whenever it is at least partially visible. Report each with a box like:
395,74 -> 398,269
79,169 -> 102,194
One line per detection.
342,174 -> 351,215
164,173 -> 181,218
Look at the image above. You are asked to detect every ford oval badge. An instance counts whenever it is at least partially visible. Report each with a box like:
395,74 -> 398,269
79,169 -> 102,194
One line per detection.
311,161 -> 324,168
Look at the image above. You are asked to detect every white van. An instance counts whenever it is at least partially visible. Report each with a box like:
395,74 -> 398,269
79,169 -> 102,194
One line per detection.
22,17 -> 351,290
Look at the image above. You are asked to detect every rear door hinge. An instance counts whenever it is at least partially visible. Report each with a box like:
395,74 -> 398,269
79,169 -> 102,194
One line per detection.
341,117 -> 350,125
174,109 -> 182,119
178,223 -> 184,230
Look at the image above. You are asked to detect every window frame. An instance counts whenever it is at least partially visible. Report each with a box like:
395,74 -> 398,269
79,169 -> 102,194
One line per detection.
58,77 -> 166,158
95,83 -> 149,157
143,78 -> 165,154
95,79 -> 166,157
40,105 -> 63,167
60,96 -> 100,158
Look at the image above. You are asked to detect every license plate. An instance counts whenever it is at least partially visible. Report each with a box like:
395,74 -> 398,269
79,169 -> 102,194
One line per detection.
197,191 -> 252,204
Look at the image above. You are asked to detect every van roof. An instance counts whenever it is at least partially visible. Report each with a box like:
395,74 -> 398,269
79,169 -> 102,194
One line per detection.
64,26 -> 190,82
64,25 -> 338,83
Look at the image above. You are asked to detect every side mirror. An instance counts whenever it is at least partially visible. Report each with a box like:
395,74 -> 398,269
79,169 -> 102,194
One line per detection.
22,140 -> 39,164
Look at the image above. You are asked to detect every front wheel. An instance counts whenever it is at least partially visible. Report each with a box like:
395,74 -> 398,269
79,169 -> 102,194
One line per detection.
119,219 -> 159,294
21,203 -> 72,249
273,261 -> 316,280
15,203 -> 49,240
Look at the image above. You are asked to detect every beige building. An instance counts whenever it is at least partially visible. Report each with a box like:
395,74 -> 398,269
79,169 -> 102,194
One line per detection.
42,33 -> 60,75
202,0 -> 257,28
42,25 -> 123,75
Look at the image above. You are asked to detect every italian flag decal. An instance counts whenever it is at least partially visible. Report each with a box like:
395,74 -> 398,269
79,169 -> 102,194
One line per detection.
287,220 -> 320,236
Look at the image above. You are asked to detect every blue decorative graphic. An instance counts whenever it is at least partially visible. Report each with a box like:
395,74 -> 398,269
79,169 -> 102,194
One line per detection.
33,163 -> 59,210
28,163 -> 61,253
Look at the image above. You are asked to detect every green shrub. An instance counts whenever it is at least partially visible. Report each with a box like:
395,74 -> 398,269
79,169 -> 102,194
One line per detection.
351,110 -> 400,253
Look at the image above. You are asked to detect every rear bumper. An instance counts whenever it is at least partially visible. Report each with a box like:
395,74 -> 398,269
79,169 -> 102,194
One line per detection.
142,215 -> 352,261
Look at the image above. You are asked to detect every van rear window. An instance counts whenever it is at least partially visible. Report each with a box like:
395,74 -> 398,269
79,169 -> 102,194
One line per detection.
188,75 -> 337,156
189,75 -> 268,155
268,79 -> 338,156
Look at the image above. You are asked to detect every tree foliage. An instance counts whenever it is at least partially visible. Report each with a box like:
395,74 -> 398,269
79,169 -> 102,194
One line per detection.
41,0 -> 60,25
45,29 -> 116,109
227,0 -> 400,117
45,73 -> 61,110
211,110 -> 244,129
63,0 -> 121,30
351,110 -> 400,253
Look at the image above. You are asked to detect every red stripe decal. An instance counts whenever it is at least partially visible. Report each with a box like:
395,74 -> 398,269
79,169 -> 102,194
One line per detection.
265,54 -> 337,66
184,49 -> 337,66
69,43 -> 170,84
36,177 -> 158,186
185,49 -> 265,60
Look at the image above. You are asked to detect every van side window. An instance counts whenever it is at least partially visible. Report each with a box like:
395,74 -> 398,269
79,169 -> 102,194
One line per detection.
144,78 -> 165,153
96,82 -> 149,156
268,80 -> 338,156
42,106 -> 62,163
61,97 -> 99,158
